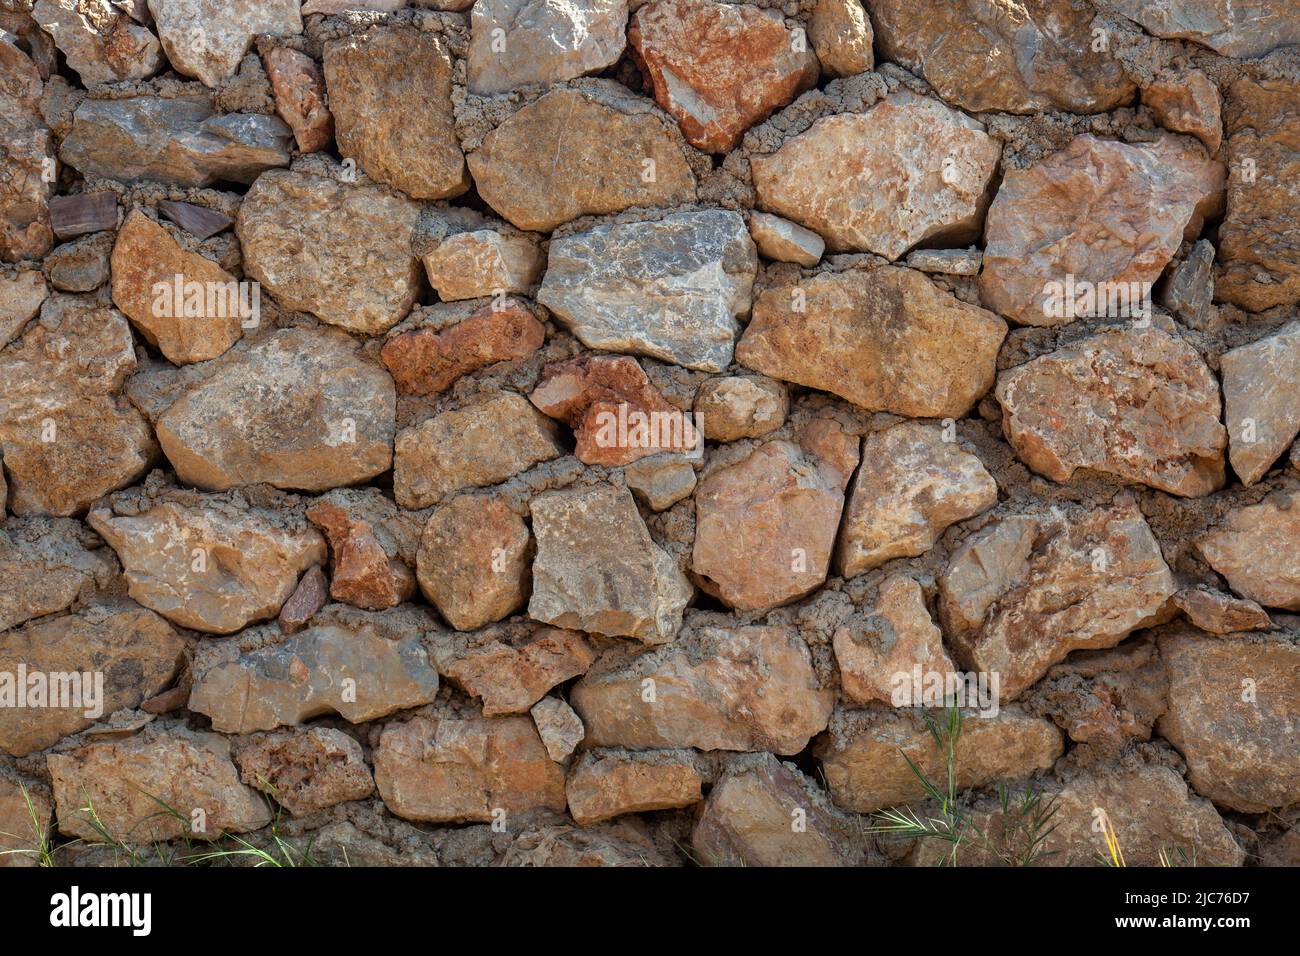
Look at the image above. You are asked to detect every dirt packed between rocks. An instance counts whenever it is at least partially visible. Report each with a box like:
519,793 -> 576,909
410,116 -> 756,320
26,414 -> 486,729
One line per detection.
0,0 -> 1297,870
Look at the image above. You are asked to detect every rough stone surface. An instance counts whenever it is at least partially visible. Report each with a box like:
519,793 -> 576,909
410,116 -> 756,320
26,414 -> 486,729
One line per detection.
0,517 -> 116,633
43,232 -> 112,292
837,421 -> 997,577
571,625 -> 833,754
422,231 -> 542,301
439,628 -> 594,716
1160,238 -> 1217,329
751,91 -> 1000,259
624,454 -> 697,511
1221,321 -> 1300,485
278,564 -> 327,634
307,499 -> 415,612
1197,486 -> 1300,610
531,696 -> 585,761
264,46 -> 332,153
566,750 -> 701,824
32,0 -> 162,85
1107,0 -> 1300,58
694,375 -> 787,443
0,774 -> 53,867
538,210 -> 755,372
0,41 -> 54,263
1173,587 -> 1272,634
0,270 -> 47,348
148,0 -> 301,88
232,727 -> 374,816
808,0 -> 873,78
529,483 -> 691,643
1145,68 -> 1222,153
747,211 -> 824,266
737,266 -> 1006,417
468,0 -> 627,95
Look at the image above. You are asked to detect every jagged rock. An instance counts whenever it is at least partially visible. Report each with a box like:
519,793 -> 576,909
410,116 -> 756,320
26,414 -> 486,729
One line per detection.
837,421 -> 997,576
693,754 -> 860,866
0,774 -> 52,867
417,495 -> 533,632
394,392 -> 562,509
1160,238 -> 1217,329
304,0 -> 405,11
31,0 -> 162,85
422,231 -> 542,301
0,603 -> 185,756
0,270 -> 47,347
59,96 -> 292,187
0,40 -> 54,262
438,628 -> 593,716
530,354 -> 693,466
693,375 -> 787,443
188,615 -> 440,733
323,26 -> 466,200
747,211 -> 824,266
1158,629 -> 1300,812
373,714 -> 567,823
468,0 -> 627,95
466,84 -> 696,232
996,323 -> 1227,497
148,0 -> 301,88
980,135 -> 1225,325
48,192 -> 118,241
693,419 -> 858,611
1144,68 -> 1222,153
571,625 -> 833,753
808,0 -> 873,78
1173,587 -> 1271,634
624,454 -> 697,511
531,696 -> 584,761
566,750 -> 701,824
538,210 -> 754,372
0,295 -> 155,516
1216,76 -> 1300,311
236,168 -> 421,334
906,247 -> 982,276
628,0 -> 818,153
1221,321 -> 1300,485
1197,486 -> 1300,610
751,91 -> 1000,259
1106,0 -> 1300,58
156,199 -> 231,240
48,723 -> 271,840
110,209 -> 245,364
834,576 -> 958,707
939,499 -> 1177,700
264,46 -> 332,153
737,266 -> 1006,417
157,327 -> 395,492
306,499 -> 414,612
278,565 -> 327,634
88,494 -> 324,634
816,707 -> 1064,813
43,232 -> 112,291
381,299 -> 544,396
529,483 -> 691,643
865,0 -> 1134,114
232,727 -> 374,816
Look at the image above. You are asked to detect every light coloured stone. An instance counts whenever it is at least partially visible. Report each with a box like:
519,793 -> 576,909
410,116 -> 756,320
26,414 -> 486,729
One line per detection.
0,41 -> 54,263
1145,68 -> 1222,153
422,231 -> 542,301
566,750 -> 701,824
1221,321 -> 1300,485
808,0 -> 873,78
1197,485 -> 1300,610
1107,0 -> 1300,58
1173,587 -> 1271,634
747,211 -> 824,266
531,696 -> 585,761
0,517 -> 115,633
693,375 -> 786,443
624,455 -> 697,511
32,0 -> 162,85
148,0 -> 302,87
439,628 -> 594,716
264,46 -> 333,153
468,0 -> 627,95
905,247 -> 982,276
0,270 -> 47,348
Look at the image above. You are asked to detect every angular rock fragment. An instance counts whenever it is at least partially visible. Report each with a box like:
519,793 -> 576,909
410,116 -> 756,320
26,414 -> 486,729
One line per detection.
692,419 -> 858,611
571,625 -> 833,753
373,714 -> 567,823
43,232 -> 112,292
381,300 -> 545,396
1221,321 -> 1300,485
737,266 -> 1006,417
278,565 -> 327,634
468,0 -> 627,95
0,295 -> 155,516
263,47 -> 332,153
837,421 -> 997,577
1106,0 -> 1300,58
88,493 -> 325,634
467,84 -> 695,232
808,0 -> 873,78
906,247 -> 982,276
417,496 -> 533,632
236,167 -> 421,334
751,91 -> 1000,259
0,270 -> 47,347
0,774 -> 52,867
865,0 -> 1134,114
0,40 -> 54,262
1159,629 -> 1300,812
1160,238 -> 1217,329
111,209 -> 246,364
530,354 -> 694,466
980,135 -> 1225,325
439,628 -> 594,716
47,191 -> 117,240
394,392 -> 562,510
323,26 -> 466,200
538,210 -> 755,372
566,750 -> 701,824
1144,68 -> 1222,153
155,199 -> 231,240
529,484 -> 691,643
304,0 -> 406,11
628,0 -> 818,153
148,0 -> 301,88
624,454 -> 696,511
938,499 -> 1177,700
531,696 -> 584,761
307,498 -> 415,612
422,231 -> 542,301
59,96 -> 292,187
816,707 -> 1063,812
747,211 -> 824,266
233,727 -> 374,815
157,327 -> 395,492
0,603 -> 185,756
188,617 -> 440,733
32,0 -> 162,85
1197,487 -> 1300,610
834,576 -> 958,707
48,724 -> 271,841
1173,587 -> 1271,634
996,323 -> 1227,497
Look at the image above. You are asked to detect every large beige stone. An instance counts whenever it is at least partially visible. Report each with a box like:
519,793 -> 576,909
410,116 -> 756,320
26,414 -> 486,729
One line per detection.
422,231 -> 542,302
1197,486 -> 1300,610
566,750 -> 701,824
0,517 -> 115,634
528,483 -> 691,644
751,91 -> 1000,259
571,625 -> 833,754
438,628 -> 594,716
468,0 -> 627,95
148,0 -> 302,87
1221,321 -> 1300,486
0,37 -> 54,262
808,0 -> 873,78
1106,0 -> 1300,58
737,266 -> 1006,417
32,0 -> 162,85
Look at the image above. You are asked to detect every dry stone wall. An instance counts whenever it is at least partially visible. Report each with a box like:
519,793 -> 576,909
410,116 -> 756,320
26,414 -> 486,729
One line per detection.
0,0 -> 1298,868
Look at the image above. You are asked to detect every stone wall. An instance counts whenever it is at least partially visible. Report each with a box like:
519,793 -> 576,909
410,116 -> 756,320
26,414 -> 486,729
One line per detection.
1,0 -> 1298,867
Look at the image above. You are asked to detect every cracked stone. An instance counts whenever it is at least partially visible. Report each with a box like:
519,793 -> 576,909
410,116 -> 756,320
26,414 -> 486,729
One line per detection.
531,696 -> 585,761
468,0 -> 627,95
147,0 -> 301,88
1197,485 -> 1300,610
232,727 -> 374,816
566,750 -> 701,824
1221,321 -> 1300,486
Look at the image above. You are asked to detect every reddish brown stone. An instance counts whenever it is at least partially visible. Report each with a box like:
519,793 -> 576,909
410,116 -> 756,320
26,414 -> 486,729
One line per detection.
265,46 -> 333,153
278,565 -> 328,634
1145,68 -> 1222,153
307,501 -> 415,611
441,628 -> 595,716
1173,587 -> 1271,634
380,300 -> 544,397
48,192 -> 118,240
566,751 -> 702,824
